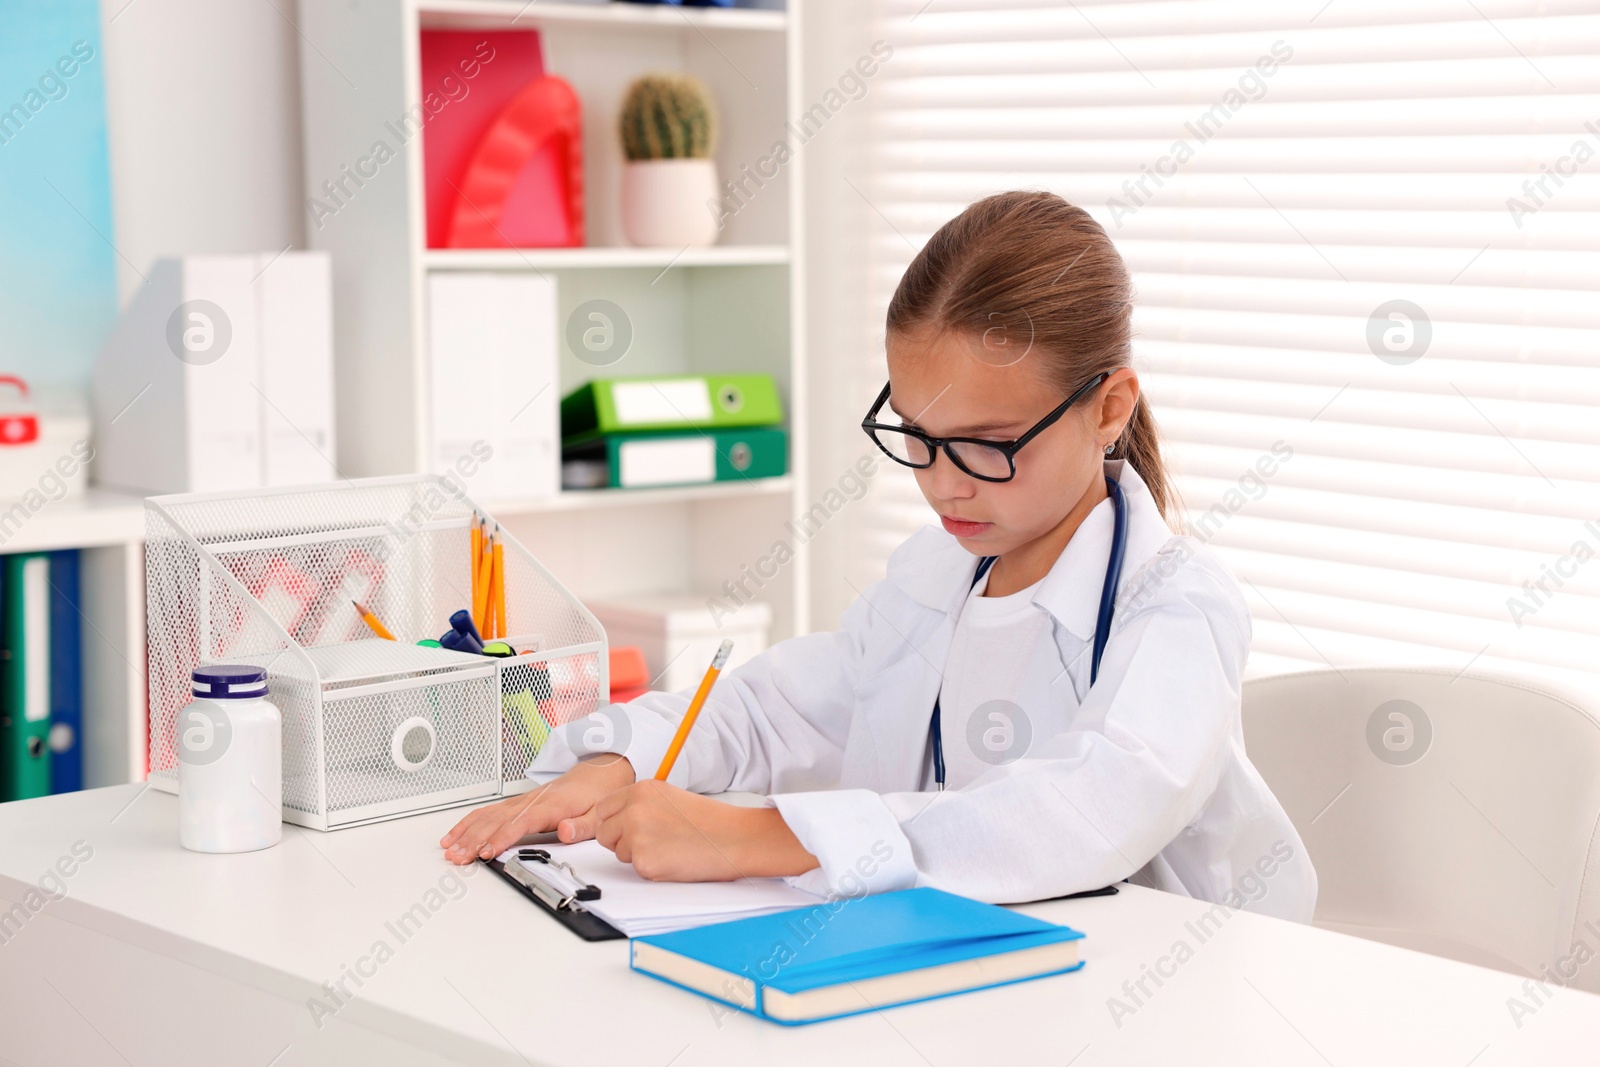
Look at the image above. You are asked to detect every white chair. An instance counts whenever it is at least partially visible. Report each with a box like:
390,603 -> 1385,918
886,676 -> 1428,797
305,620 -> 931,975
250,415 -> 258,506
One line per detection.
1242,666 -> 1600,992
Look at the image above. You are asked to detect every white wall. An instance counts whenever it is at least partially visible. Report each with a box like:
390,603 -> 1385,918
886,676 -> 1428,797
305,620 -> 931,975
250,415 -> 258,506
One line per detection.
98,0 -> 306,306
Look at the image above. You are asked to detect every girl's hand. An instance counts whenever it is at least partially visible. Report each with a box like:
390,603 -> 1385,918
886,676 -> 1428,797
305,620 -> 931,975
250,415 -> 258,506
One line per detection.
438,754 -> 635,864
584,780 -> 820,882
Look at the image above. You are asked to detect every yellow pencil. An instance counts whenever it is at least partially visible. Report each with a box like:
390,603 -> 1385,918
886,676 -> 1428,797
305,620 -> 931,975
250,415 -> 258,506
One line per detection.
654,640 -> 733,781
491,538 -> 506,640
470,518 -> 483,617
483,535 -> 499,640
474,526 -> 495,632
353,599 -> 395,641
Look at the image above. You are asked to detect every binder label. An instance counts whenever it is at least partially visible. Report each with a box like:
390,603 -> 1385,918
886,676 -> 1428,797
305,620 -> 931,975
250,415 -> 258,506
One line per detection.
613,380 -> 711,426
22,556 -> 47,721
619,437 -> 715,488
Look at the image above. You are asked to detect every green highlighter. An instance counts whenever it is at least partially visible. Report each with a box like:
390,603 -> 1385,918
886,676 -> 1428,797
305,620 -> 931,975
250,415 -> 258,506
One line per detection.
502,689 -> 551,755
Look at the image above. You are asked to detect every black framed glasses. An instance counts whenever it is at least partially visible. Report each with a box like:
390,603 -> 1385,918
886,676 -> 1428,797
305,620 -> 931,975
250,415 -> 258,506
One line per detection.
861,372 -> 1109,483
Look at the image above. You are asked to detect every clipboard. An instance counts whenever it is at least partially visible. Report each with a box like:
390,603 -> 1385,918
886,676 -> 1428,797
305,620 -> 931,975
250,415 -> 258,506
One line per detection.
1062,884 -> 1120,899
481,850 -> 625,942
1002,883 -> 1121,908
483,838 -> 1118,940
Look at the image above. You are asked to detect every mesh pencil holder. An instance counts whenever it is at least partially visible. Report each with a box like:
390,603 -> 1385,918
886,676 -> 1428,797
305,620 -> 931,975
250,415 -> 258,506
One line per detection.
144,475 -> 608,830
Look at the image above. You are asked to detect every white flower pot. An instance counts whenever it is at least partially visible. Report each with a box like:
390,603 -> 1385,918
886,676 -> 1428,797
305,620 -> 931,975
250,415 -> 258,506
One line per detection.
621,159 -> 720,248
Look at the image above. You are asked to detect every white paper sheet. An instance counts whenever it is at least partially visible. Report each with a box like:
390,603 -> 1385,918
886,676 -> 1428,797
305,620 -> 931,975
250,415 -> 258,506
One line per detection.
498,839 -> 827,937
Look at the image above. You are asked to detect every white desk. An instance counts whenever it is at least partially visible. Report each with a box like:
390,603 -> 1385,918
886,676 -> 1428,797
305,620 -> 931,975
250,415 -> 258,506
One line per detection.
1,785 -> 1595,1066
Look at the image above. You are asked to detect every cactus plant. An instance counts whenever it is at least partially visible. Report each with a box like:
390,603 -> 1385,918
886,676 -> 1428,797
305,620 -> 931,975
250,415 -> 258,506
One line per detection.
619,74 -> 718,161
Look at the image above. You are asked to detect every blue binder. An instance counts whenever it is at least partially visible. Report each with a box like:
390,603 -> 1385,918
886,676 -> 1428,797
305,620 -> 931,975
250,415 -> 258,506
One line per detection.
48,549 -> 82,793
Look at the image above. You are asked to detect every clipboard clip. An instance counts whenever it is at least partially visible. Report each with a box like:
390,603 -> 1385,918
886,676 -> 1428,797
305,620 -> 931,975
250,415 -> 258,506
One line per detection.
515,847 -> 602,907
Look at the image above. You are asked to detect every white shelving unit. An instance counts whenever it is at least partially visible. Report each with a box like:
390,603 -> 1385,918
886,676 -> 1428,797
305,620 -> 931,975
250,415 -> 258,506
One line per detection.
482,474 -> 794,515
298,0 -> 809,640
4,489 -> 148,788
425,245 -> 790,270
408,1 -> 787,32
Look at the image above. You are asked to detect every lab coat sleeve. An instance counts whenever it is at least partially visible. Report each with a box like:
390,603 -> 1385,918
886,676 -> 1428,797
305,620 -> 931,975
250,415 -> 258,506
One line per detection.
767,565 -> 1250,904
524,594 -> 877,794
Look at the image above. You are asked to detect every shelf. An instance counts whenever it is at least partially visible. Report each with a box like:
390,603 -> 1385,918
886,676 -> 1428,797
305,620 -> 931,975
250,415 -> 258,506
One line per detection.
0,488 -> 146,553
298,0 -> 807,648
425,245 -> 790,272
416,1 -> 787,34
482,475 -> 791,514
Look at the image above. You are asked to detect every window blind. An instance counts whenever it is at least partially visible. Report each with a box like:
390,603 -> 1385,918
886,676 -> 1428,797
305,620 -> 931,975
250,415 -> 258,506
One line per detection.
860,0 -> 1600,691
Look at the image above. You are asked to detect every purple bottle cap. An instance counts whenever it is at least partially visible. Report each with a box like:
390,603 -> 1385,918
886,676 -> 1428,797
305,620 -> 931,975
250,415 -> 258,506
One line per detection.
192,664 -> 268,699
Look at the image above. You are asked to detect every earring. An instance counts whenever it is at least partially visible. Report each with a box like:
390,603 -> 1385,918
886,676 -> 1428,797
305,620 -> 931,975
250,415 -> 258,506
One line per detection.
1103,443 -> 1115,456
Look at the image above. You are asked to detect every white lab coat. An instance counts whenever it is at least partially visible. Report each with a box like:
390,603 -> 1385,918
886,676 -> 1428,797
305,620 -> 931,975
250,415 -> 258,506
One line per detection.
526,459 -> 1318,921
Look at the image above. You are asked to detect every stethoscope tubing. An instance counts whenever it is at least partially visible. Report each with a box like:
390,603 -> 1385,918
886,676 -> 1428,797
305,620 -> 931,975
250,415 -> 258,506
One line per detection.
931,473 -> 1128,790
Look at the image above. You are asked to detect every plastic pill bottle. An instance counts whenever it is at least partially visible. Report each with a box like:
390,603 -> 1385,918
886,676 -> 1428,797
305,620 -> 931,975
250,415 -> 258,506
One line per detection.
178,664 -> 282,853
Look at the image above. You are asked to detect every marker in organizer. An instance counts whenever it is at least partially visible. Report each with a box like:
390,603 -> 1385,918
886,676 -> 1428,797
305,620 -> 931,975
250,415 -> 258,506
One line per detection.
449,608 -> 483,646
440,610 -> 484,655
653,639 -> 733,781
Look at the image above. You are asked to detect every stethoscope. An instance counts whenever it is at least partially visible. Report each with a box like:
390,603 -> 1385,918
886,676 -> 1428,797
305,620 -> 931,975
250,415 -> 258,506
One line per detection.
929,473 -> 1129,790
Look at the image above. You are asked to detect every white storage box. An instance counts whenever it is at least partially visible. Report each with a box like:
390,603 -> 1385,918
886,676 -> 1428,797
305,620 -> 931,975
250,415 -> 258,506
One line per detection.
144,475 -> 607,830
0,387 -> 91,505
91,253 -> 338,495
426,272 -> 559,502
588,594 -> 771,695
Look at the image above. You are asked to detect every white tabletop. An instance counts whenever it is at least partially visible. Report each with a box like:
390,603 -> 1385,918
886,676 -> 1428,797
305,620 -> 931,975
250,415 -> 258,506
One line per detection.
1,784 -> 1595,1066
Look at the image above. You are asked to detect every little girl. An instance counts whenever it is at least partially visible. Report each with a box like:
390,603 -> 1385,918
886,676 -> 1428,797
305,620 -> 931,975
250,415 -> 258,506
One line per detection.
442,191 -> 1316,921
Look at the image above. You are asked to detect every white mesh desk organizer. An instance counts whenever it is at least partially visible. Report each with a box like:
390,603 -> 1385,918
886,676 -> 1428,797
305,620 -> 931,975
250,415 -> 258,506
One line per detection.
145,476 -> 608,829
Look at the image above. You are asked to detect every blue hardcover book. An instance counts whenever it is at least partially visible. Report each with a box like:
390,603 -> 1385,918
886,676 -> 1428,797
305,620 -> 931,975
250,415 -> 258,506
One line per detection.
629,887 -> 1085,1025
47,550 -> 82,792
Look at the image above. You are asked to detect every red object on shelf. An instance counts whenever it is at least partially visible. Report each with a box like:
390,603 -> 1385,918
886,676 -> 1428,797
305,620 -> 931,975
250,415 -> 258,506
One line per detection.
445,75 -> 583,248
609,645 -> 650,703
0,376 -> 40,445
420,30 -> 579,249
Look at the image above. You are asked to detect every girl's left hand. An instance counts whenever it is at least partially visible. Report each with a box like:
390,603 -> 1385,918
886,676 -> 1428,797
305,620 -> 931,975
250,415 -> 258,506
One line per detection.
581,780 -> 820,882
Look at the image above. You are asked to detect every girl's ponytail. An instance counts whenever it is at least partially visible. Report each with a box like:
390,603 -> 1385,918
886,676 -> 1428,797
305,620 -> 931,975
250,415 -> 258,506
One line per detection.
1112,393 -> 1181,529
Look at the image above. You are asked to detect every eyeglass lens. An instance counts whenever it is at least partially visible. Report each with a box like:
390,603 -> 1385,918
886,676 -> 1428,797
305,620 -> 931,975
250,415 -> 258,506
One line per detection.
871,426 -> 1013,480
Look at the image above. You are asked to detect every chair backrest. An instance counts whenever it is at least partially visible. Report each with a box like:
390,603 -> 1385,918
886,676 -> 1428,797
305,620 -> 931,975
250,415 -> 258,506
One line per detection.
1242,666 -> 1600,991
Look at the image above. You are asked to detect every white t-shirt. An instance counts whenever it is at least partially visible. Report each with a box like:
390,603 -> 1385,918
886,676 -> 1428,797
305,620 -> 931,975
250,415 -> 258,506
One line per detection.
922,568 -> 1065,791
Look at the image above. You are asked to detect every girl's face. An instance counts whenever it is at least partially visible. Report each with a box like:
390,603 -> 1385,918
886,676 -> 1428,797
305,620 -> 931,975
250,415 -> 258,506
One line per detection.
884,324 -> 1136,558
